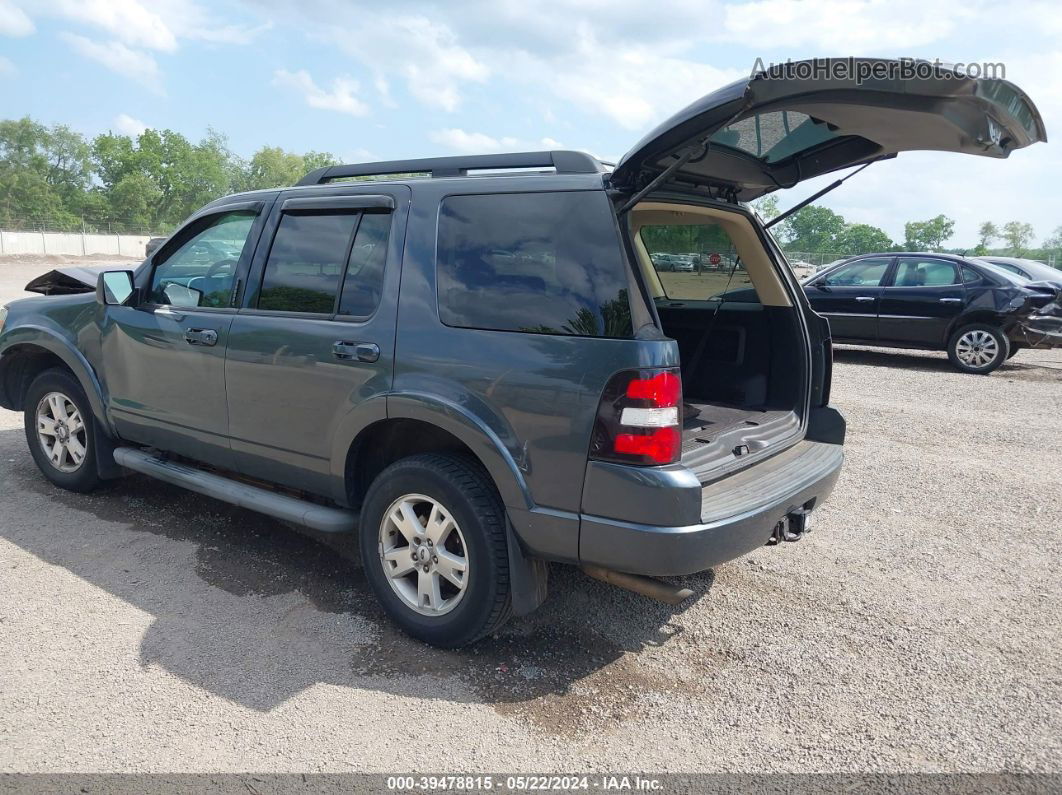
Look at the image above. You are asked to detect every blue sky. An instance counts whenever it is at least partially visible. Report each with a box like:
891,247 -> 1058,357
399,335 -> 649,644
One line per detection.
1,0 -> 1060,247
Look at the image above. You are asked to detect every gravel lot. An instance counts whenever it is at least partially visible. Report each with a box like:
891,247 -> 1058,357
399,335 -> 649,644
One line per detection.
1,257 -> 1060,773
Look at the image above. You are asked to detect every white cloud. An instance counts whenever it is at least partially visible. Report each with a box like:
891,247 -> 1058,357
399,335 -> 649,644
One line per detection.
721,0 -> 967,50
60,32 -> 162,92
429,128 -> 564,154
327,14 -> 488,111
0,55 -> 15,76
0,0 -> 33,36
273,69 -> 370,116
112,113 -> 147,136
25,0 -> 269,49
48,0 -> 178,51
541,47 -> 742,130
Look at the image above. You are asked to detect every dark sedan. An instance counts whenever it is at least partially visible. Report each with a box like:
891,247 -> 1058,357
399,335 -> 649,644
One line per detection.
802,253 -> 1062,374
976,256 -> 1062,289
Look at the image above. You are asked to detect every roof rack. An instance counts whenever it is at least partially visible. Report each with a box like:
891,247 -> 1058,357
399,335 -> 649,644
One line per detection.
296,150 -> 605,186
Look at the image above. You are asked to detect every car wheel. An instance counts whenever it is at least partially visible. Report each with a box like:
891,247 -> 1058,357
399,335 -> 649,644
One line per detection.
23,368 -> 101,492
947,324 -> 1010,374
359,453 -> 512,647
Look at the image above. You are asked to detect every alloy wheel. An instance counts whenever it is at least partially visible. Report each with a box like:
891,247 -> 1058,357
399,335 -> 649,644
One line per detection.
36,391 -> 88,473
378,493 -> 469,617
955,330 -> 1000,369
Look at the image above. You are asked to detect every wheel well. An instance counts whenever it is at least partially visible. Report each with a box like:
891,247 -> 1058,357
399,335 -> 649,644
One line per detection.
0,345 -> 72,411
946,313 -> 1008,342
345,419 -> 486,509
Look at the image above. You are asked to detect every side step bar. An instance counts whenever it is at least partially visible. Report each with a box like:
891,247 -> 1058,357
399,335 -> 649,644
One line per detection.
113,447 -> 356,533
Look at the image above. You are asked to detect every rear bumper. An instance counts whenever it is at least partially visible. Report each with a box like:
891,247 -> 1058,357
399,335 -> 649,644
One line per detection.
579,439 -> 843,576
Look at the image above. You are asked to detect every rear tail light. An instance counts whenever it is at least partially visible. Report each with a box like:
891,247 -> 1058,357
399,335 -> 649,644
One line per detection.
590,368 -> 683,466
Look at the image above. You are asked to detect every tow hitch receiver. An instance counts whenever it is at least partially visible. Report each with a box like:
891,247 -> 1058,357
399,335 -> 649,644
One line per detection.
766,509 -> 813,545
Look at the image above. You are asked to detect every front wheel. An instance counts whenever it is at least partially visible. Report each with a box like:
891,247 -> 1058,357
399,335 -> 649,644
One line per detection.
359,453 -> 512,647
947,324 -> 1010,374
23,368 -> 101,492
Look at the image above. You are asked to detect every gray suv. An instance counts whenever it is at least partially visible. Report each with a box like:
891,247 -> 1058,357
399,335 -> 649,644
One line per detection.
0,59 -> 1044,646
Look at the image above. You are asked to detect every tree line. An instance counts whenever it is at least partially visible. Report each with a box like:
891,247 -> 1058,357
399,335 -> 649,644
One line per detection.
0,117 -> 340,234
753,196 -> 1061,263
3,115 -> 1059,262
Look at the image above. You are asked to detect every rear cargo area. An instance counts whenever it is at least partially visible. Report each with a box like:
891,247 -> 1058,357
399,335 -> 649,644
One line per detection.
629,201 -> 808,480
659,300 -> 806,477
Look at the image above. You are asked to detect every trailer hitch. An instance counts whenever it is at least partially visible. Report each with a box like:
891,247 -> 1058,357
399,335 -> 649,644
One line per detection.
766,509 -> 814,545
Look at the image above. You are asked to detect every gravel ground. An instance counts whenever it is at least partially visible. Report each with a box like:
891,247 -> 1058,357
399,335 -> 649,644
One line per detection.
1,258 -> 1060,773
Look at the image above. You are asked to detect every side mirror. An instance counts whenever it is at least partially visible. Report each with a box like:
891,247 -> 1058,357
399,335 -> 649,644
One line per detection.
813,280 -> 831,291
96,270 -> 137,306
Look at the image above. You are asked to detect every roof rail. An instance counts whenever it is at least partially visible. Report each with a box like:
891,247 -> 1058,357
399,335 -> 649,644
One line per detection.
296,150 -> 605,186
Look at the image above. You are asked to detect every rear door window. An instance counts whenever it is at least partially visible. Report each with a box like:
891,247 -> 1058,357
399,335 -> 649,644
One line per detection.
258,210 -> 391,316
436,191 -> 632,337
893,258 -> 959,287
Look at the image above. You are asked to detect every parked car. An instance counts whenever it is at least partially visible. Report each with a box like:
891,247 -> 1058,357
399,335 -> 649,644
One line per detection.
975,256 -> 1062,289
0,58 -> 1046,646
145,237 -> 168,257
803,253 -> 1061,373
651,253 -> 694,272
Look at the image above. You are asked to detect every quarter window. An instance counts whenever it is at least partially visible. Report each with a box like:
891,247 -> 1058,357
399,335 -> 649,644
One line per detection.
436,192 -> 632,337
893,258 -> 959,287
149,211 -> 256,308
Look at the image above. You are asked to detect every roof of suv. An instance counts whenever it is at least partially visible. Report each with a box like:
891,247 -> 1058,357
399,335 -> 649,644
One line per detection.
203,150 -> 613,211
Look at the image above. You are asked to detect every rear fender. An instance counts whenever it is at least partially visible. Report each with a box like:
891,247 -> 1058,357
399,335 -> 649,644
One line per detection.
384,391 -> 532,511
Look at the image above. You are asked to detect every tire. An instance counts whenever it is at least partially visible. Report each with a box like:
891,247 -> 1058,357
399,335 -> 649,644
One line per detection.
946,323 -> 1010,374
359,453 -> 512,647
23,368 -> 102,492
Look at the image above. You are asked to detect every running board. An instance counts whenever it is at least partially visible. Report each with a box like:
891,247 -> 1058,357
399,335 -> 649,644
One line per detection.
112,447 -> 356,533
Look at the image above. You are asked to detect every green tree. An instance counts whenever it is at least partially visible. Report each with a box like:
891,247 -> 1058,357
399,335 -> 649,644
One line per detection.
903,214 -> 955,250
92,127 -> 231,230
974,221 -> 999,255
750,194 -> 780,220
835,223 -> 893,255
778,205 -> 845,251
0,117 -> 91,228
1042,225 -> 1062,264
1001,220 -> 1035,256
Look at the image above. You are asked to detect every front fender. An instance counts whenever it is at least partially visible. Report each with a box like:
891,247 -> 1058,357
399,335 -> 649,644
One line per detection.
0,325 -> 112,434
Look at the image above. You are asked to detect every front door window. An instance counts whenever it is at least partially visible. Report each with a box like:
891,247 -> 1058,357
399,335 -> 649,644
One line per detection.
149,211 -> 257,308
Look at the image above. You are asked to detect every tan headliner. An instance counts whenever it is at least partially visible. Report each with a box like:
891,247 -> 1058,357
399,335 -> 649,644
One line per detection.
629,201 -> 792,307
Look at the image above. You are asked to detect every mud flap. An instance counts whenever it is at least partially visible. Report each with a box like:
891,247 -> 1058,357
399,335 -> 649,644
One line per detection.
506,519 -> 549,616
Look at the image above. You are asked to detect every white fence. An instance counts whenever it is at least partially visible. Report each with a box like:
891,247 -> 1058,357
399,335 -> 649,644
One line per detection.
0,229 -> 150,258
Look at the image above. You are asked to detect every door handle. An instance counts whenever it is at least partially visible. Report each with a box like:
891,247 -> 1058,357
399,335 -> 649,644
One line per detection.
938,297 -> 962,303
854,296 -> 876,302
184,328 -> 218,346
333,341 -> 380,363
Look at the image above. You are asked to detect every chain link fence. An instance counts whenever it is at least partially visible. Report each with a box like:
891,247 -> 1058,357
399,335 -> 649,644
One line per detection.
0,215 -> 167,237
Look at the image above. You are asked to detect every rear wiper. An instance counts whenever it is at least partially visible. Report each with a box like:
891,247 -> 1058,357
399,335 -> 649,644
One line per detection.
764,156 -> 891,229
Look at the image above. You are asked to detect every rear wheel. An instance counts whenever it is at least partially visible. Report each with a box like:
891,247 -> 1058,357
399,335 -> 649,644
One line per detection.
23,368 -> 101,492
947,324 -> 1009,374
359,453 -> 512,647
